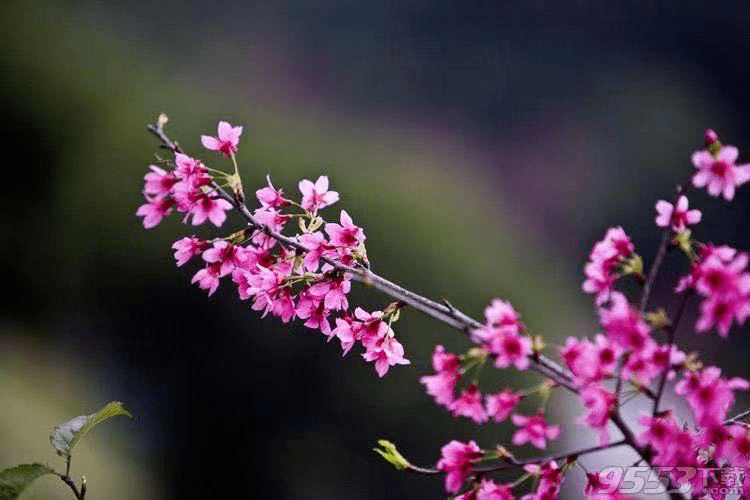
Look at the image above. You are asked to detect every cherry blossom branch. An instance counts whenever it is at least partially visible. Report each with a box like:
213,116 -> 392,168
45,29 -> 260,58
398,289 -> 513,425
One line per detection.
146,119 -> 690,499
725,408 -> 750,425
146,119 -> 576,390
651,290 -> 691,416
405,439 -> 628,476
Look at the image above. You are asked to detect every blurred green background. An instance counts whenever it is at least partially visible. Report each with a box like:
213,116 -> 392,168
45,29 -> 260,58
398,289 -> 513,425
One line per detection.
1,1 -> 749,498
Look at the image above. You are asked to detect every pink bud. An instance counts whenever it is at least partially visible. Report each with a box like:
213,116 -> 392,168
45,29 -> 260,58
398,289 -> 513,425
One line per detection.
705,128 -> 719,146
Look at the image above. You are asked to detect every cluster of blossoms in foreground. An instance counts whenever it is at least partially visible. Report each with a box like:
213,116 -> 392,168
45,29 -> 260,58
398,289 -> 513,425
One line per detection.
139,121 -> 408,377
141,120 -> 750,499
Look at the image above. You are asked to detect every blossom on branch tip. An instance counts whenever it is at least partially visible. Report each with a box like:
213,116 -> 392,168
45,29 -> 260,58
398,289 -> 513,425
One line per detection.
201,121 -> 242,157
654,195 -> 701,232
691,141 -> 750,201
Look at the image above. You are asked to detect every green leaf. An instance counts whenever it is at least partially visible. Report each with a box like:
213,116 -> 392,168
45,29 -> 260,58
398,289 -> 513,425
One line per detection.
0,463 -> 53,500
373,440 -> 411,471
50,401 -> 132,460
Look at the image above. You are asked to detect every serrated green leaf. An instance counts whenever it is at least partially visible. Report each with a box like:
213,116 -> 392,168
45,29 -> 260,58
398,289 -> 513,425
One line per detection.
50,401 -> 132,460
0,463 -> 53,500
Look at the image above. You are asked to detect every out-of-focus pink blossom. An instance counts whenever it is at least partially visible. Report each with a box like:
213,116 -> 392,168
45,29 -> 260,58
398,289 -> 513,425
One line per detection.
654,195 -> 701,232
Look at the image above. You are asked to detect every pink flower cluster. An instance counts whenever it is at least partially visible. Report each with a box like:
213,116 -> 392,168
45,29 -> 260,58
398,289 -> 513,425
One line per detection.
137,153 -> 233,228
139,122 -> 409,377
582,227 -> 636,304
678,244 -> 750,336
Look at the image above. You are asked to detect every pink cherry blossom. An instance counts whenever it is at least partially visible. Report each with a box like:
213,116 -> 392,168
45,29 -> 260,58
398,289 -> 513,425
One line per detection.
674,366 -> 749,426
420,345 -> 461,407
136,196 -> 174,228
450,384 -> 488,423
297,231 -> 330,272
307,276 -> 351,311
582,227 -> 636,304
692,143 -> 750,201
202,241 -> 249,277
299,175 -> 339,212
598,292 -> 651,353
256,175 -> 290,208
294,292 -> 332,336
511,413 -> 560,449
484,299 -> 521,329
523,461 -> 563,500
201,121 -> 243,157
362,334 -> 410,377
325,210 -> 365,248
476,479 -> 515,500
560,334 -> 620,385
436,440 -> 483,494
580,385 -> 616,445
172,236 -> 207,266
485,390 -> 523,422
143,165 -> 177,199
331,316 -> 356,354
191,263 -> 222,296
173,153 -> 210,187
654,195 -> 701,232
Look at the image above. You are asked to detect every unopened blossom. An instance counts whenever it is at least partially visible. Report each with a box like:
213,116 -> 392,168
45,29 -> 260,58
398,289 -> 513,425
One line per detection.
511,413 -> 560,450
325,210 -> 365,248
299,175 -> 339,212
450,384 -> 488,423
485,390 -> 523,422
654,195 -> 701,232
256,175 -> 290,208
580,385 -> 616,445
436,440 -> 483,494
137,196 -> 174,228
692,141 -> 750,201
201,121 -> 243,157
143,165 -> 177,199
172,236 -> 207,266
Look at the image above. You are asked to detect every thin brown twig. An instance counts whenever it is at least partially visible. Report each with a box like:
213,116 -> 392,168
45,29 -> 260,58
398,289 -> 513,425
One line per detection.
405,440 -> 628,476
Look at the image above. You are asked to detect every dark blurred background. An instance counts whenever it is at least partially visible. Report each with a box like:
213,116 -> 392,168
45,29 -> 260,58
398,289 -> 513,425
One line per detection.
1,1 -> 749,498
